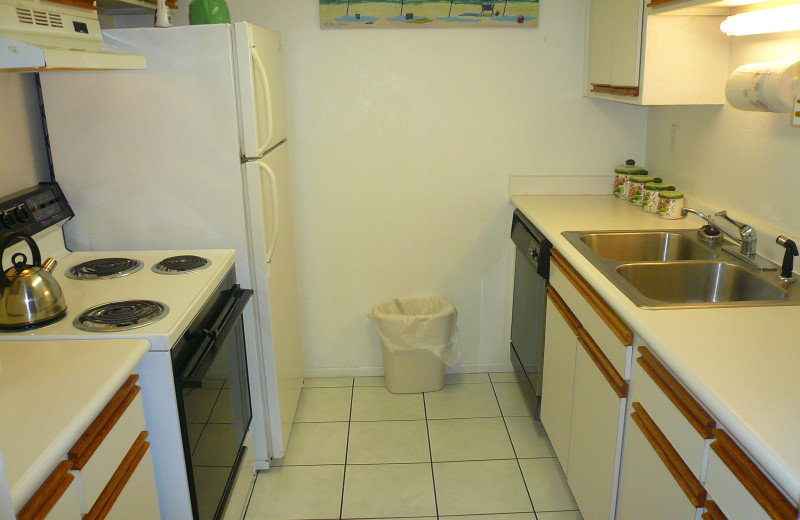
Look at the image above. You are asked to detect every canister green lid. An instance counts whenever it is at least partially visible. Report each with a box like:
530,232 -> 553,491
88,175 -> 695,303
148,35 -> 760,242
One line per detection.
629,175 -> 662,183
644,182 -> 675,191
614,159 -> 647,175
660,190 -> 684,199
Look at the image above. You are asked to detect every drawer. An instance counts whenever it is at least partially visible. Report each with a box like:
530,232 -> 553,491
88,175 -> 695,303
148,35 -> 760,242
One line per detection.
633,346 -> 714,480
69,376 -> 146,511
705,429 -> 798,520
550,249 -> 632,376
84,433 -> 160,520
17,460 -> 81,520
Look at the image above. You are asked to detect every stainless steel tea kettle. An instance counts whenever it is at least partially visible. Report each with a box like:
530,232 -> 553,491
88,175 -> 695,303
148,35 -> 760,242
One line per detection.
0,232 -> 67,330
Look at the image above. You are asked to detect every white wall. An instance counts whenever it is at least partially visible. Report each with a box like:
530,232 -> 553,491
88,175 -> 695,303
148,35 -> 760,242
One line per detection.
208,0 -> 647,375
0,73 -> 50,190
646,30 -> 800,237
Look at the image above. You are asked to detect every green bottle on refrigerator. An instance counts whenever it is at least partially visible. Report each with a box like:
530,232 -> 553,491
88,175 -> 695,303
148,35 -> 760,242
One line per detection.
188,0 -> 231,24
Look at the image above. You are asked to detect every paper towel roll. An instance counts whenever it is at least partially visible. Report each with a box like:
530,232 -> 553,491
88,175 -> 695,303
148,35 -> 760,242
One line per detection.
725,60 -> 799,112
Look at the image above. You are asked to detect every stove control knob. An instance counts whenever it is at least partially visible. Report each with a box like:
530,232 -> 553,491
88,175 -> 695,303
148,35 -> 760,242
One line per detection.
1,212 -> 16,229
12,206 -> 29,222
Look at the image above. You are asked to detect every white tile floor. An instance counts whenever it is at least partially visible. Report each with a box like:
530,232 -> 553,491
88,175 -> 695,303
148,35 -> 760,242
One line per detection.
243,373 -> 582,520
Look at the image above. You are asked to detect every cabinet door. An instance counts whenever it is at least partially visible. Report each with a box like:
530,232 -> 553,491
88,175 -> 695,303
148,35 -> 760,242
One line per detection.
566,331 -> 626,520
540,289 -> 579,474
103,446 -> 160,520
587,0 -> 642,95
611,0 -> 642,87
587,0 -> 614,86
616,402 -> 703,520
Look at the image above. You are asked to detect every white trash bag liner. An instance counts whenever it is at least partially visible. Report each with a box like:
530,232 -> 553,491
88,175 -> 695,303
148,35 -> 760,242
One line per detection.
368,296 -> 460,366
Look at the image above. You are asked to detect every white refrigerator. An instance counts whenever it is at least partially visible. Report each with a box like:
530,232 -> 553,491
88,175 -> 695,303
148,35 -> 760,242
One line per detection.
39,23 -> 304,469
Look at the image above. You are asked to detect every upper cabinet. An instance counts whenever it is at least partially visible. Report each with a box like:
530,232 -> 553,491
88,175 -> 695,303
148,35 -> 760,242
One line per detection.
587,0 -> 643,97
96,0 -> 177,15
586,0 -> 731,105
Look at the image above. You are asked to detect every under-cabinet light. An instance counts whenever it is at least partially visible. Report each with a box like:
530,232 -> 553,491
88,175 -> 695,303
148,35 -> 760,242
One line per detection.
720,4 -> 800,35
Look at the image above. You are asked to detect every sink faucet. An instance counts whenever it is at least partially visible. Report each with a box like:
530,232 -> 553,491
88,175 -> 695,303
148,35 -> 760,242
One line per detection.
714,210 -> 757,256
681,207 -> 757,256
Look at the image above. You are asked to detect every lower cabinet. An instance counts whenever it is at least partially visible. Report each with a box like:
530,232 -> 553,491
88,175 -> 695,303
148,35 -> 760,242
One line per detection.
567,332 -> 626,520
16,374 -> 160,520
705,429 -> 799,520
17,461 -> 82,520
542,250 -> 632,520
616,402 -> 704,520
540,291 -> 579,472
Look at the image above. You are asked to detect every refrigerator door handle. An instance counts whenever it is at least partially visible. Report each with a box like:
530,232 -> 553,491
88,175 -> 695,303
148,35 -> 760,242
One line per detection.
251,46 -> 274,155
258,160 -> 279,264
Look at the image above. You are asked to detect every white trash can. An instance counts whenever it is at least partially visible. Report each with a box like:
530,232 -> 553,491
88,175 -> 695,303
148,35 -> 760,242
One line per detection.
368,297 -> 459,394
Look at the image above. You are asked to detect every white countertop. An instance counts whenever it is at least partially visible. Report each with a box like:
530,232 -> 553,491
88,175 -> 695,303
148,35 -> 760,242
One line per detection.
511,194 -> 800,504
0,339 -> 150,511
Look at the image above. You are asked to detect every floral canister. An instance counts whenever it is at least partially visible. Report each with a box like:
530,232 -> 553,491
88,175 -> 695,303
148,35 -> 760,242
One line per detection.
626,175 -> 662,206
656,190 -> 685,219
613,160 -> 646,199
642,183 -> 675,213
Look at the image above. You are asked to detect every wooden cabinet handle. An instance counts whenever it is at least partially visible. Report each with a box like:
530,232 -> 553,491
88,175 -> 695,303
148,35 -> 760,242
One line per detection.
703,500 -> 729,520
710,429 -> 798,520
577,328 -> 627,398
550,249 -> 633,346
637,346 -> 715,439
69,374 -> 140,470
631,402 -> 706,508
17,460 -> 74,520
646,0 -> 680,7
44,0 -> 97,10
546,285 -> 581,335
590,84 -> 640,97
84,431 -> 150,520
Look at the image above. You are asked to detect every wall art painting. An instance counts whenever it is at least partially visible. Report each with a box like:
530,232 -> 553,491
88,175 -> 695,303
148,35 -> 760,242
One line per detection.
320,0 -> 539,28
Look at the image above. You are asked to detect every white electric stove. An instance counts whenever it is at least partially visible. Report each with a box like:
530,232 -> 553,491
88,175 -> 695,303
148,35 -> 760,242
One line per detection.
0,183 -> 252,520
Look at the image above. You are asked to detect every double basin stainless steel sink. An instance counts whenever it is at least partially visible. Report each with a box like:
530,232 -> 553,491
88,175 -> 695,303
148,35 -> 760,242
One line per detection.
562,230 -> 799,309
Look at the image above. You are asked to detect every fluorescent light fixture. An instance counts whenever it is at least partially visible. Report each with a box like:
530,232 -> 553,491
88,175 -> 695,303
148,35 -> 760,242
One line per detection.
720,4 -> 800,36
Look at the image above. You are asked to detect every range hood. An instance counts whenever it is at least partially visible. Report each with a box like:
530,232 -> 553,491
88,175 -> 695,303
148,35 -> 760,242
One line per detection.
0,0 -> 145,71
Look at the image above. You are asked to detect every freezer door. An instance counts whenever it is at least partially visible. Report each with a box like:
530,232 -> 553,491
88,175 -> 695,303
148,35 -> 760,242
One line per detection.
242,143 -> 303,458
234,22 -> 288,159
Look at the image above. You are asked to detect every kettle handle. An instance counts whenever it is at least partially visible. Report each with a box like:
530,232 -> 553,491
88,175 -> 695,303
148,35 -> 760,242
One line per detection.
0,232 -> 42,287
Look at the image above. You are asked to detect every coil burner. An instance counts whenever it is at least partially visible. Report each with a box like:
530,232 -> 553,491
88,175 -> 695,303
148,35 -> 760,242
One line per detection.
152,255 -> 210,275
66,258 -> 143,280
74,300 -> 169,332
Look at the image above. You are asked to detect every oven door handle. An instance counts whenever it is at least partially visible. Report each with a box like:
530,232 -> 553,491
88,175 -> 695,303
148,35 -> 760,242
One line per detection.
178,286 -> 253,388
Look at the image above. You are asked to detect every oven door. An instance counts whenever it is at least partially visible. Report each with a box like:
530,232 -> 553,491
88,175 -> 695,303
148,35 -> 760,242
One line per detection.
174,285 -> 253,520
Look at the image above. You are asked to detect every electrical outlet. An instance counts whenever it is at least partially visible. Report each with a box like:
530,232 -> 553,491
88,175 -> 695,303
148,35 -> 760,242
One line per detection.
670,124 -> 679,153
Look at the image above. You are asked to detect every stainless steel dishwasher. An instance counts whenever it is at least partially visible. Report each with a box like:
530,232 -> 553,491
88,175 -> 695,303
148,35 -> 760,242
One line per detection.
509,209 -> 551,417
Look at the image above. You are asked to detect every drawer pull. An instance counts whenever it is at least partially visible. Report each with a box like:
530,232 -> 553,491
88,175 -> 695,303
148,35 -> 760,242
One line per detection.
69,375 -> 140,470
578,328 -> 627,398
703,500 -> 729,520
84,431 -> 150,520
637,346 -> 715,439
710,429 -> 798,520
546,285 -> 581,335
631,402 -> 706,508
550,249 -> 633,346
17,460 -> 74,520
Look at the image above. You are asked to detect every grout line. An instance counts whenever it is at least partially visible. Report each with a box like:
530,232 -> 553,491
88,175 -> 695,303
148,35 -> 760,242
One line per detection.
339,380 -> 355,520
490,377 -> 538,517
422,392 -> 440,520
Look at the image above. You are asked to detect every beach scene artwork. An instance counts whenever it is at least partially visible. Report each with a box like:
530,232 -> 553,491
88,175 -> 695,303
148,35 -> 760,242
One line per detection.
320,0 -> 539,28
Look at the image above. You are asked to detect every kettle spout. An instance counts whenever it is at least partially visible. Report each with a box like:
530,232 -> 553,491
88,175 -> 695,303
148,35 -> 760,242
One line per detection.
42,257 -> 58,273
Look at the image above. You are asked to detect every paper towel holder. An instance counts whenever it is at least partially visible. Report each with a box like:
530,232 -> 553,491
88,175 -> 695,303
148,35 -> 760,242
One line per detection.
725,60 -> 799,114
